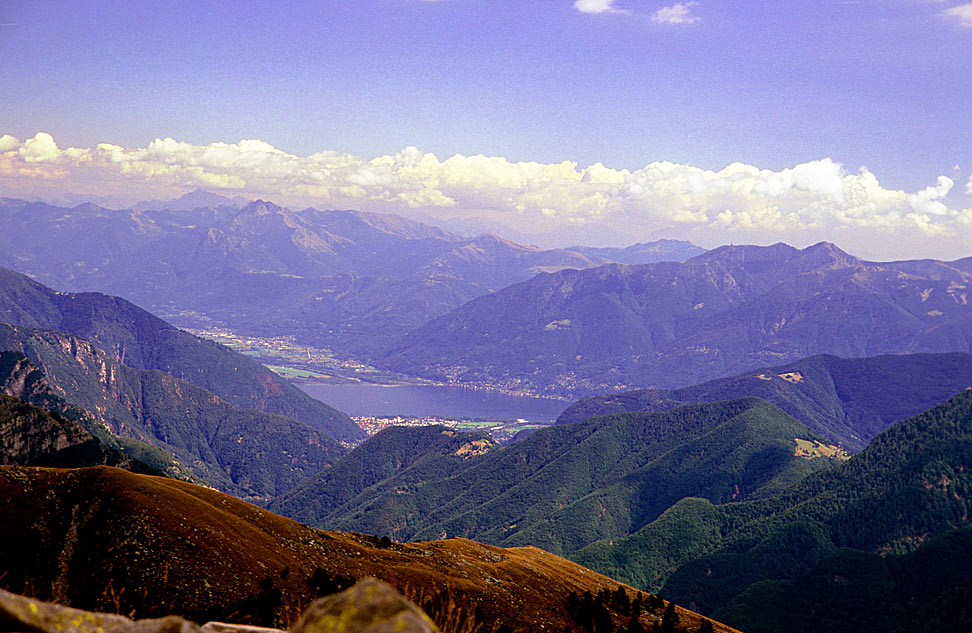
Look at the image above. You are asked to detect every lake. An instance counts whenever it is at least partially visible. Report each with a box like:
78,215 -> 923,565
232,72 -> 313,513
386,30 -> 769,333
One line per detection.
298,382 -> 568,421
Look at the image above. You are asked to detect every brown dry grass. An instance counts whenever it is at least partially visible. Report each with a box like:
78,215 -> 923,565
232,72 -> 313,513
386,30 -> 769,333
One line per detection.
0,465 -> 740,633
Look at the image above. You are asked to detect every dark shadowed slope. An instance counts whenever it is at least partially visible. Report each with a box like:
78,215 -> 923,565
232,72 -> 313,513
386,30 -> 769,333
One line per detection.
557,352 -> 972,451
0,394 -> 161,472
0,324 -> 342,499
0,350 -> 182,476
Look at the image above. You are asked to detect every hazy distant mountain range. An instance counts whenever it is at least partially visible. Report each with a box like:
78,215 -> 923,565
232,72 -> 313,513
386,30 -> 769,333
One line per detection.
133,188 -> 250,211
0,196 -> 703,359
5,196 -> 972,399
382,242 -> 972,395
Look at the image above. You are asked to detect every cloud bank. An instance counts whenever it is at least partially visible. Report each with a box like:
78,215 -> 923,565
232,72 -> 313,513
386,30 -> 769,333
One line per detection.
1,132 -> 970,260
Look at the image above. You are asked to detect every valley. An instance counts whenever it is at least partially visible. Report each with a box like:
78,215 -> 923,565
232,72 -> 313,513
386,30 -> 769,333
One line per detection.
1,197 -> 971,633
5,5 -> 972,631
180,326 -> 426,386
351,415 -> 550,445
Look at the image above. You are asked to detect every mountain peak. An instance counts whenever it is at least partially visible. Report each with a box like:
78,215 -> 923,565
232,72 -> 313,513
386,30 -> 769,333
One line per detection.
173,189 -> 241,208
135,189 -> 247,212
693,242 -> 799,264
692,241 -> 858,272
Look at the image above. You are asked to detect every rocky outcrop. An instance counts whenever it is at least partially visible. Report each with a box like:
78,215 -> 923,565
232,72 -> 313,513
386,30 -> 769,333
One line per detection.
0,394 -> 93,463
292,578 -> 439,633
0,394 -> 145,470
0,580 -> 439,633
0,587 -> 199,633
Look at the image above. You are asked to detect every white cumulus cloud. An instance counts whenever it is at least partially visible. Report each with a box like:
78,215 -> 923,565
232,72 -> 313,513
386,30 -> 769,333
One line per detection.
0,135 -> 20,152
908,175 -> 953,216
944,3 -> 972,27
1,131 -> 971,260
20,132 -> 60,163
573,0 -> 624,15
651,2 -> 699,24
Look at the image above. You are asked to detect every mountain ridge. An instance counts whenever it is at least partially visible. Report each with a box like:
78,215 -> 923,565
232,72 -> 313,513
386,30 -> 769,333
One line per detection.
0,197 -> 705,358
380,241 -> 972,396
0,464 -> 736,633
556,351 -> 972,450
272,398 -> 842,559
0,266 -> 361,442
572,388 -> 972,632
0,323 -> 342,499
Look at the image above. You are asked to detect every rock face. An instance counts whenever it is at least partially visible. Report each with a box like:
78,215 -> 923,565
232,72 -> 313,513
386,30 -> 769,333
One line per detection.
0,580 -> 439,633
0,587 -> 200,633
0,393 -> 121,468
0,327 -> 344,499
0,265 -> 360,443
293,578 -> 439,633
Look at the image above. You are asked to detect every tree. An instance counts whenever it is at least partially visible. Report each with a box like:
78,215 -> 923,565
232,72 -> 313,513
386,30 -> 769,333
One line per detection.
625,614 -> 646,633
612,585 -> 631,615
661,602 -> 680,633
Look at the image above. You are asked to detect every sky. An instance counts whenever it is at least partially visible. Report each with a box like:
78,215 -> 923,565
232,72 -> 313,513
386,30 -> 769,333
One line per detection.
1,0 -> 971,259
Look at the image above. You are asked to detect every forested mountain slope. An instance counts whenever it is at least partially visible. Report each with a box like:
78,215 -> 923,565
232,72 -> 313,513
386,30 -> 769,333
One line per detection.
0,266 -> 360,441
557,352 -> 972,450
273,399 -> 843,557
381,242 -> 972,396
574,389 -> 972,633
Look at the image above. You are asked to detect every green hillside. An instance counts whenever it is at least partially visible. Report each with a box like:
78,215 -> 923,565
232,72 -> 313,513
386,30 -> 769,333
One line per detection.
272,425 -> 496,526
274,398 -> 843,557
574,389 -> 972,633
557,352 -> 972,451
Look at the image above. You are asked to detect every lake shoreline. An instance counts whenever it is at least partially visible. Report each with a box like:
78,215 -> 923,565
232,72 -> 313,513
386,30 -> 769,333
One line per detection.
297,381 -> 570,423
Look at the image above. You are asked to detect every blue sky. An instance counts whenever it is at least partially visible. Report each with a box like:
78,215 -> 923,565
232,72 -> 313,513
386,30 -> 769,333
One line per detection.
1,0 -> 971,258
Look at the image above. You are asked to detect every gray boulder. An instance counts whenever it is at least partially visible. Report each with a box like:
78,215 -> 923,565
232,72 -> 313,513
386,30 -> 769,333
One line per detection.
0,588 -> 198,633
292,577 -> 440,633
